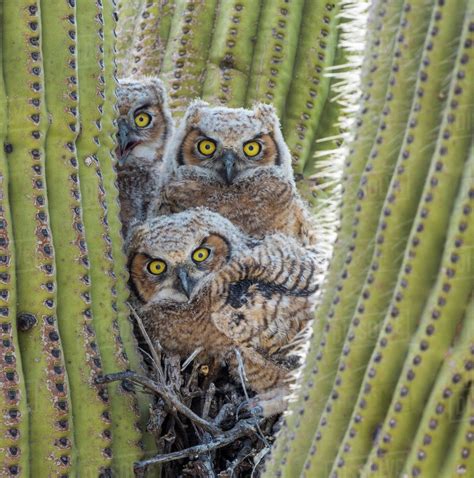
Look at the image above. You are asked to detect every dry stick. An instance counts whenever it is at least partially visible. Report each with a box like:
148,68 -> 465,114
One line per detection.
128,303 -> 164,382
134,418 -> 264,469
98,370 -> 222,436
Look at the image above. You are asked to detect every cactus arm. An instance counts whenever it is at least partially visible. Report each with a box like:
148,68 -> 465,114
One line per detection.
160,0 -> 219,115
101,0 -> 157,461
40,0 -> 118,474
0,4 -> 29,474
2,1 -> 76,475
363,134 -> 474,476
75,0 -> 143,473
283,1 -> 340,174
245,0 -> 305,116
116,0 -> 144,77
331,5 -> 474,474
201,0 -> 263,107
403,296 -> 474,478
301,1 -> 469,475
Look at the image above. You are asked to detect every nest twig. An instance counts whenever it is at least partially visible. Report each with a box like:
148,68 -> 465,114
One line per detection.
99,304 -> 281,477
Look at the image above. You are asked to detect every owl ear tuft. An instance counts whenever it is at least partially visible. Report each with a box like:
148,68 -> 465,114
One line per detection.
184,99 -> 209,125
253,102 -> 280,131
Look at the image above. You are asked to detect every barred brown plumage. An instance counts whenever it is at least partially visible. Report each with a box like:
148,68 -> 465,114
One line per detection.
127,208 -> 324,416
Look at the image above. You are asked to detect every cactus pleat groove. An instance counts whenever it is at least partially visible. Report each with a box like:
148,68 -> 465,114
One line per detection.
402,293 -> 474,477
282,1 -> 340,174
0,3 -> 29,475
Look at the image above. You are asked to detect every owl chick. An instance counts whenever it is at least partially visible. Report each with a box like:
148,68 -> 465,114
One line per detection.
127,208 -> 323,415
116,76 -> 174,237
152,101 -> 316,248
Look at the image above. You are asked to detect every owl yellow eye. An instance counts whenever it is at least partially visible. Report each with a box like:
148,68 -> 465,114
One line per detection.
134,112 -> 152,128
192,247 -> 210,263
147,259 -> 167,275
197,139 -> 217,157
243,141 -> 262,157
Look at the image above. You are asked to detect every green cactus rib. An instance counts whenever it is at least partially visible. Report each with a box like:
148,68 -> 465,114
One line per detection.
402,296 -> 473,478
283,1 -> 340,174
40,0 -> 116,474
0,4 -> 29,474
202,0 -> 262,107
75,0 -> 143,473
129,1 -> 162,77
2,1 -> 75,475
363,135 -> 474,476
160,0 -> 219,115
302,2 -> 467,475
101,0 -> 157,460
245,0 -> 305,116
331,7 -> 474,474
268,3 -> 431,476
116,0 -> 145,78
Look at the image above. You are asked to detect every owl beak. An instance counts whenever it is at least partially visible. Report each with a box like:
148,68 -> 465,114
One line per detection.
222,150 -> 237,185
117,120 -> 135,166
176,267 -> 195,299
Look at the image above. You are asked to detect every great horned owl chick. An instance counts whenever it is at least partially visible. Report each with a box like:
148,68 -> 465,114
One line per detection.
152,101 -> 316,248
127,208 -> 323,415
116,76 -> 174,237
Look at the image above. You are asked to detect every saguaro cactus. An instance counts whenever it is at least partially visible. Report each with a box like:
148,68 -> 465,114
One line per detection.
0,1 -> 153,475
265,0 -> 474,476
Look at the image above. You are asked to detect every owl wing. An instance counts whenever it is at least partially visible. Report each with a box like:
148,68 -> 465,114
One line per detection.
208,235 -> 323,355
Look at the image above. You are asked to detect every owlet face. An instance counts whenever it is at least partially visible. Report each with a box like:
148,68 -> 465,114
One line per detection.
167,102 -> 292,184
116,77 -> 173,166
128,209 -> 245,305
